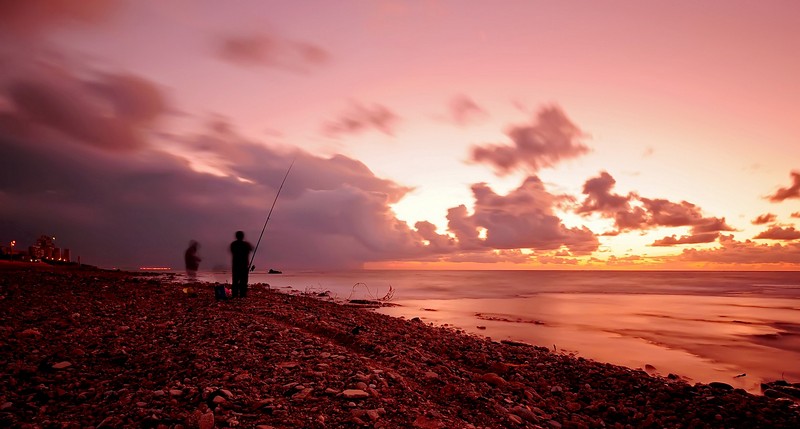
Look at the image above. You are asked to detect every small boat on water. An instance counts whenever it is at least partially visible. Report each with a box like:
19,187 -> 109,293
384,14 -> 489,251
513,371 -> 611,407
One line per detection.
268,268 -> 282,274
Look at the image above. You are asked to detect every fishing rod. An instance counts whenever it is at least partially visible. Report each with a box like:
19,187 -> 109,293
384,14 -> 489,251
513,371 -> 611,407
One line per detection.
249,158 -> 295,271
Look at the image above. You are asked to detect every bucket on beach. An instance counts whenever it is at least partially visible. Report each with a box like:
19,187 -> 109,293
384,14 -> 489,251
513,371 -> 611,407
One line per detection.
214,284 -> 227,300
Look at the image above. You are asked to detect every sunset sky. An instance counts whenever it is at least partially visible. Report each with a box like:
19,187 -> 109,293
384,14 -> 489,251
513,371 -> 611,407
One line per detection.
1,1 -> 799,270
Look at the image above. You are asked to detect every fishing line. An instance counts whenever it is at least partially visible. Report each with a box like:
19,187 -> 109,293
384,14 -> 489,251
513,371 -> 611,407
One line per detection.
249,158 -> 295,271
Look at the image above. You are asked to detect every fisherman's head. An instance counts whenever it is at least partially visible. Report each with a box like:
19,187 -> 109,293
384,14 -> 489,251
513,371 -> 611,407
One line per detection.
235,231 -> 244,240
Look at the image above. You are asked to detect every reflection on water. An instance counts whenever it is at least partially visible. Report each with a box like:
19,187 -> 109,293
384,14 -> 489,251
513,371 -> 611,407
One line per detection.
194,270 -> 800,393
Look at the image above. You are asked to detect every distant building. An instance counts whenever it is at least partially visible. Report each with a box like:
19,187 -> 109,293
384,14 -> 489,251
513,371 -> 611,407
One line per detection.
4,235 -> 73,263
29,235 -> 61,261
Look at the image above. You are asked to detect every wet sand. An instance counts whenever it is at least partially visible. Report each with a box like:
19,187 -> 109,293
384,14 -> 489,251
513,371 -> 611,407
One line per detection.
1,265 -> 799,428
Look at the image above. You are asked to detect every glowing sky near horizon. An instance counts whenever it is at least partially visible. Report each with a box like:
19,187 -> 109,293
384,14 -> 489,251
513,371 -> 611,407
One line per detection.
1,1 -> 799,270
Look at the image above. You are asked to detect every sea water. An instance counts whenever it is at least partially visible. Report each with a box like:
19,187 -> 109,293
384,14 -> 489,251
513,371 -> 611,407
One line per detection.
198,270 -> 800,393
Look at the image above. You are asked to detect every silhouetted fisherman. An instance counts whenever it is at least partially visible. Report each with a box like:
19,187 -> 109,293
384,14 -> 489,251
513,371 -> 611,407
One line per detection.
184,240 -> 201,281
230,231 -> 253,298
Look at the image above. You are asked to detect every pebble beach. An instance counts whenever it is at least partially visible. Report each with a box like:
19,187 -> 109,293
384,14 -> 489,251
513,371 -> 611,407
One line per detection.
2,264 -> 800,428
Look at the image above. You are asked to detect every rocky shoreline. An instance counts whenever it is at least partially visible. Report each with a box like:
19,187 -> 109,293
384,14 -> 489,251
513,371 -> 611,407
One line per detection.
1,266 -> 799,428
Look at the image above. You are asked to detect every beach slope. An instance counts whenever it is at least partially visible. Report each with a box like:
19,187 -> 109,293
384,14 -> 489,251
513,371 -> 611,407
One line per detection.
1,266 -> 799,428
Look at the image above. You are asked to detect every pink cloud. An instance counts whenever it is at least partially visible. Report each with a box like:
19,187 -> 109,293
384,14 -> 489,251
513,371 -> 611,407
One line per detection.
447,176 -> 599,254
322,102 -> 400,138
577,171 -> 631,213
767,171 -> 800,202
414,221 -> 456,251
216,33 -> 329,71
688,217 -> 735,234
471,105 -> 589,175
446,95 -> 488,126
604,255 -> 644,266
651,232 -> 720,247
443,249 -> 531,264
754,226 -> 800,241
446,205 -> 483,250
679,235 -> 800,265
577,172 -> 734,235
792,212 -> 800,219
752,213 -> 777,225
536,255 -> 580,265
640,198 -> 704,227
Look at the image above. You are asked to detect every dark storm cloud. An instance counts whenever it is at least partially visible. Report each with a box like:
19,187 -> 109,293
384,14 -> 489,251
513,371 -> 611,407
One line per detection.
446,176 -> 599,254
767,171 -> 800,202
754,226 -> 800,241
0,0 -> 114,37
577,171 -> 734,236
470,105 -> 589,175
679,235 -> 800,265
446,95 -> 488,126
651,232 -> 720,247
0,104 -> 436,270
177,117 -> 411,203
322,102 -> 400,138
5,69 -> 166,151
216,33 -> 329,71
752,213 -> 777,225
86,73 -> 168,124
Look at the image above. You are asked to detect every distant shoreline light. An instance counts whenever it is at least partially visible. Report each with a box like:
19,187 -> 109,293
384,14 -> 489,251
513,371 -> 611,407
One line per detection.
139,267 -> 172,271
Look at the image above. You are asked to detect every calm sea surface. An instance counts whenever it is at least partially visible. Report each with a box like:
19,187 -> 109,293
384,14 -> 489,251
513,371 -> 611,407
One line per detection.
196,270 -> 800,393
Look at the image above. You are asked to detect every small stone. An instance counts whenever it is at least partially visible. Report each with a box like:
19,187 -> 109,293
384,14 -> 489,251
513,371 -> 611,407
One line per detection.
170,389 -> 183,396
548,421 -> 562,429
136,402 -> 147,407
413,415 -> 444,429
424,371 -> 439,380
508,414 -> 523,424
52,361 -> 72,370
511,406 -> 538,422
709,382 -> 733,390
153,390 -> 166,397
566,402 -> 581,412
292,388 -> 313,400
220,389 -> 234,398
550,386 -> 563,393
366,409 -> 380,421
342,389 -> 369,399
212,395 -> 226,404
0,402 -> 12,410
480,372 -> 507,387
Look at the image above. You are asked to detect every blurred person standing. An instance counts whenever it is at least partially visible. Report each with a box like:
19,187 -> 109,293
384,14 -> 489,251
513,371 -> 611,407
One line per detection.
184,240 -> 201,281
